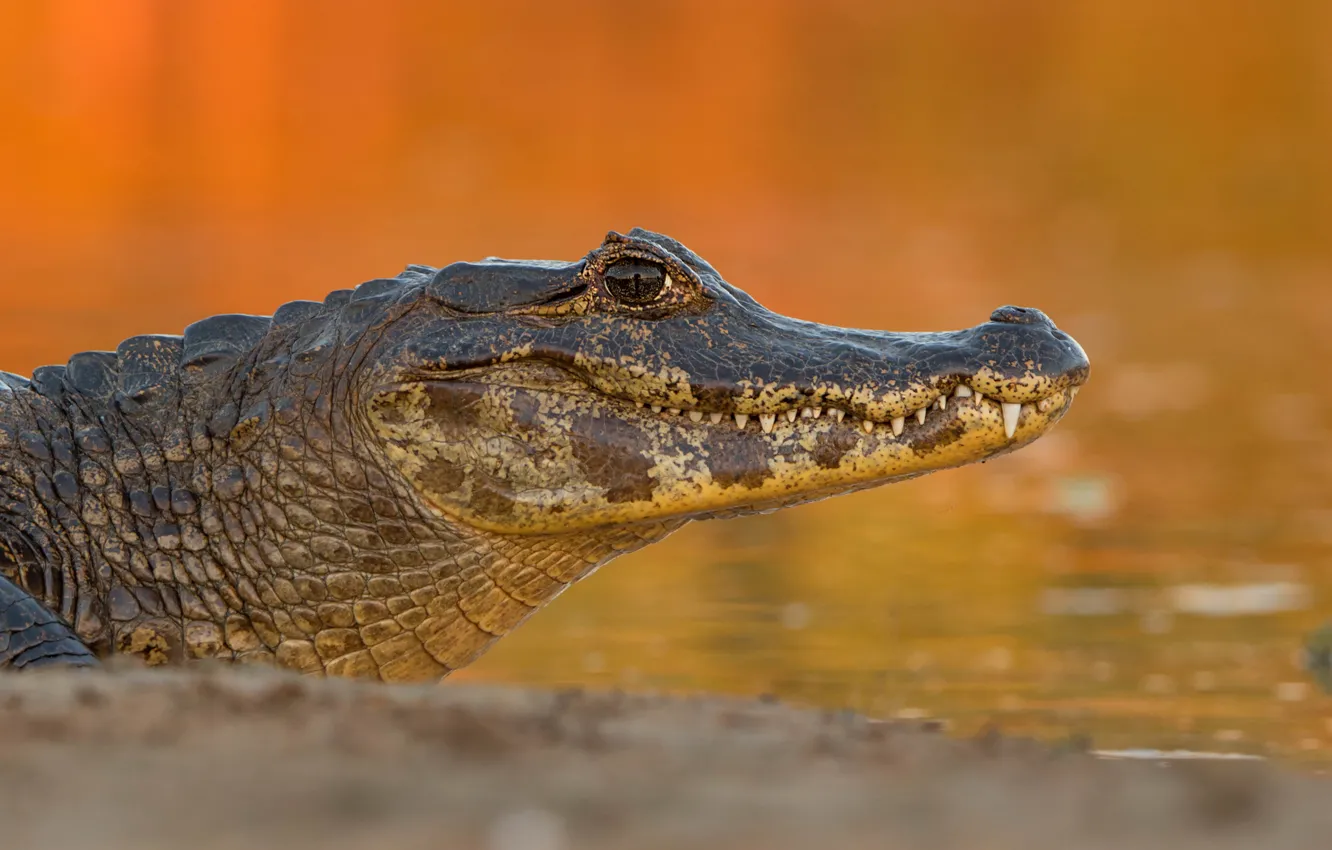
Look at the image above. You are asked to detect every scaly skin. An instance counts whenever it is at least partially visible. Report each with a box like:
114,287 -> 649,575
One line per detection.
0,229 -> 1089,681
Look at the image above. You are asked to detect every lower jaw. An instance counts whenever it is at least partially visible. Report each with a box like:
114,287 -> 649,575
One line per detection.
658,391 -> 1073,517
451,388 -> 1075,534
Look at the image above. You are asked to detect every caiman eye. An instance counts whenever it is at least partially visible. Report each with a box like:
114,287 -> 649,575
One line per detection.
604,260 -> 669,304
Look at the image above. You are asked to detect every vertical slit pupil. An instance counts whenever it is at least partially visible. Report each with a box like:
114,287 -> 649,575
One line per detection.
606,262 -> 664,303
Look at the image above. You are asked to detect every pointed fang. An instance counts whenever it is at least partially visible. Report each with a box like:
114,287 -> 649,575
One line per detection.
1001,402 -> 1020,439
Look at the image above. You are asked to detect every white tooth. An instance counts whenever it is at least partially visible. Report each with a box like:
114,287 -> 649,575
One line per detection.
759,413 -> 776,434
862,419 -> 874,434
688,411 -> 703,422
974,392 -> 985,404
1070,386 -> 1080,398
709,412 -> 723,425
937,396 -> 946,410
635,401 -> 645,408
1001,402 -> 1020,439
800,407 -> 814,419
735,413 -> 749,428
651,405 -> 662,413
785,409 -> 798,423
812,407 -> 822,418
891,416 -> 905,436
831,409 -> 844,423
953,385 -> 973,398
915,407 -> 927,425
668,408 -> 681,416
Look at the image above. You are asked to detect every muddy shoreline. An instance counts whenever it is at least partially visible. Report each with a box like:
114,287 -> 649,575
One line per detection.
0,665 -> 1327,849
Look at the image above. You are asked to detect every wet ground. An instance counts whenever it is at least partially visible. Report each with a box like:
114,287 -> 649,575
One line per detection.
3,665 -> 1328,850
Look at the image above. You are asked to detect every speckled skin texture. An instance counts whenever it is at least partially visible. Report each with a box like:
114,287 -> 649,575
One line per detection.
0,229 -> 1088,681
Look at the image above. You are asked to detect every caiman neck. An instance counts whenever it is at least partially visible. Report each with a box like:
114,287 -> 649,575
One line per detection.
178,395 -> 685,680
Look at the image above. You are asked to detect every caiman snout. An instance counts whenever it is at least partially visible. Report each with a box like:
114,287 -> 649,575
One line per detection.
976,304 -> 1090,391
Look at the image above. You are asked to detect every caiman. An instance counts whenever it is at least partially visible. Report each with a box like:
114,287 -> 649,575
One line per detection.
0,229 -> 1089,681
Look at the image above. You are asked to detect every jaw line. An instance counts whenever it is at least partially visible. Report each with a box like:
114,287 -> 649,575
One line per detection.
620,385 -> 1079,523
379,369 -> 1078,535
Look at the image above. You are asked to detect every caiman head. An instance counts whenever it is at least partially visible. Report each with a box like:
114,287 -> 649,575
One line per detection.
248,227 -> 1091,679
362,229 -> 1089,536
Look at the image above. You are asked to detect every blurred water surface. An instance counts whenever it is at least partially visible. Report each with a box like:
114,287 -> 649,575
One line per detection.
2,2 -> 1331,761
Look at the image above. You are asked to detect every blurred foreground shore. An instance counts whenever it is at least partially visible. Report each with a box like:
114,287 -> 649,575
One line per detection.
0,666 -> 1326,850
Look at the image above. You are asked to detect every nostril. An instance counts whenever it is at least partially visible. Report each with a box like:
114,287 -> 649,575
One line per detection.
990,305 -> 1054,327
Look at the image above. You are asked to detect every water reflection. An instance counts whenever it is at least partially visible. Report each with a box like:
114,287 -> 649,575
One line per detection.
473,491 -> 1332,762
1042,581 -> 1311,617
1172,582 -> 1310,617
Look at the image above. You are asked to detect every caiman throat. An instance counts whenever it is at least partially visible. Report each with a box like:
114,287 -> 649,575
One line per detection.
0,229 -> 1089,680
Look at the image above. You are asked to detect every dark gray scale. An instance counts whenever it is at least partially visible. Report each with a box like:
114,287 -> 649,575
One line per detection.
114,335 -> 183,410
272,300 -> 325,329
400,264 -> 438,284
323,290 -> 353,308
113,334 -> 187,436
272,302 -> 331,368
351,277 -> 405,302
116,335 -> 183,400
29,366 -> 68,402
285,293 -> 356,358
427,258 -> 586,313
342,278 -> 417,335
63,351 -> 120,402
182,314 -> 273,374
0,372 -> 30,391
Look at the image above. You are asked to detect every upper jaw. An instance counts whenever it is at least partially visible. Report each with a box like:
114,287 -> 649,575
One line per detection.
625,380 -> 1081,441
595,306 -> 1090,442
